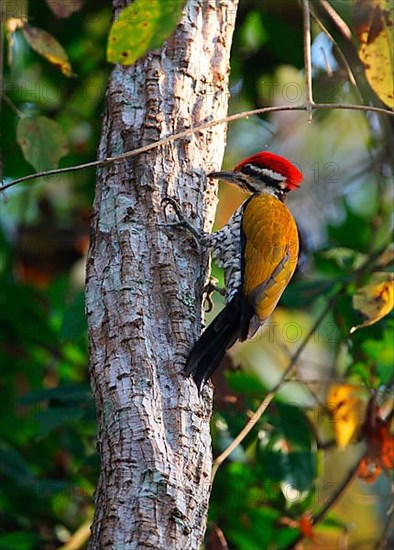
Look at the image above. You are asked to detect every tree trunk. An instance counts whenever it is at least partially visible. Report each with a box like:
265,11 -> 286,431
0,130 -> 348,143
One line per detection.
85,1 -> 238,547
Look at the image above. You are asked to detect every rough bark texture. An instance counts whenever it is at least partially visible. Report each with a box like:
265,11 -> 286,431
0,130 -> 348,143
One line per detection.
85,1 -> 238,547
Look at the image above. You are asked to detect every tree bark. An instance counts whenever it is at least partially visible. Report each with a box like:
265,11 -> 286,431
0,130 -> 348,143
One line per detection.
85,1 -> 238,547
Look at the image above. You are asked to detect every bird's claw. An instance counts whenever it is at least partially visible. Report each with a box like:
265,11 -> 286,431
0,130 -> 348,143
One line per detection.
161,196 -> 207,253
203,278 -> 225,312
161,196 -> 184,222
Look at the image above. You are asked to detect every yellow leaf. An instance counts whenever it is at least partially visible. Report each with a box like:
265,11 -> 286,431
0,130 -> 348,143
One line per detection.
354,0 -> 394,109
351,272 -> 394,333
22,24 -> 74,77
4,18 -> 25,33
327,384 -> 366,448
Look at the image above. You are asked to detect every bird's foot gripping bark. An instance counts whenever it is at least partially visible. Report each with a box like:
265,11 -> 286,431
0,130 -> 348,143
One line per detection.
161,197 -> 209,249
203,277 -> 225,312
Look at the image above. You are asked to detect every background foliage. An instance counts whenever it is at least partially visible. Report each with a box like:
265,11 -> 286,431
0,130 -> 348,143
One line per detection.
0,1 -> 393,549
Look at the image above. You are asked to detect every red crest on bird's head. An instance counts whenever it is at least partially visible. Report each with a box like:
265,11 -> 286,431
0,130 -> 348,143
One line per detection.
234,151 -> 303,191
208,151 -> 303,197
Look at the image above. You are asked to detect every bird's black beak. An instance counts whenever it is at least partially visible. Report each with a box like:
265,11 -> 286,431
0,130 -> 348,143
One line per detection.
208,170 -> 252,193
207,170 -> 238,183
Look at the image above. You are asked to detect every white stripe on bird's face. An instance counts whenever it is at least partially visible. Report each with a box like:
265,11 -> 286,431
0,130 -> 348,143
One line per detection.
243,163 -> 284,181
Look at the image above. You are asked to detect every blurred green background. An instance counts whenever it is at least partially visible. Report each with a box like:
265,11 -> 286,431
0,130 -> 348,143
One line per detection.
0,1 -> 393,549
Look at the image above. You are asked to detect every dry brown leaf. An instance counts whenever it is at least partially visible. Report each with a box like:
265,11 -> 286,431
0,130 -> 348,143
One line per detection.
22,24 -> 74,77
351,271 -> 394,333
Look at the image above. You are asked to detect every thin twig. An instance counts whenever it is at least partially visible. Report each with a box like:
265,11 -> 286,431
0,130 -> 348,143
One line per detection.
269,311 -> 326,410
302,0 -> 314,120
271,298 -> 336,394
211,392 -> 275,480
1,102 -> 393,193
320,0 -> 352,40
58,519 -> 91,550
310,9 -> 357,88
2,94 -> 25,117
312,465 -> 359,526
320,46 -> 333,77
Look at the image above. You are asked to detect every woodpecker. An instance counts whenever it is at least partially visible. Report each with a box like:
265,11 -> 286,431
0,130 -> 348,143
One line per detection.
164,152 -> 303,391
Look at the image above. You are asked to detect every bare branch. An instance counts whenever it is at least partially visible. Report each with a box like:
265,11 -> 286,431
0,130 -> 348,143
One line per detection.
1,102 -> 393,193
211,392 -> 275,479
302,0 -> 314,120
310,8 -> 357,88
320,0 -> 352,40
2,94 -> 25,117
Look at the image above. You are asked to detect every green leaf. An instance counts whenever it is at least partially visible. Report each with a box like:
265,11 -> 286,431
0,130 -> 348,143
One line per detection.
107,0 -> 186,65
362,323 -> 394,383
239,11 -> 268,52
16,116 -> 69,171
258,449 -> 316,496
225,370 -> 265,394
348,361 -> 374,385
0,532 -> 39,550
210,462 -> 257,518
256,403 -> 317,495
22,24 -> 74,77
226,507 -> 283,550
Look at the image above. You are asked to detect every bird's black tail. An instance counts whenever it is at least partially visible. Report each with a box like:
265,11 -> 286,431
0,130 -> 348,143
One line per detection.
185,295 -> 241,392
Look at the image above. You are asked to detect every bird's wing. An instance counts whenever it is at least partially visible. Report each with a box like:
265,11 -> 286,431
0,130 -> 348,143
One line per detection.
240,194 -> 299,338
